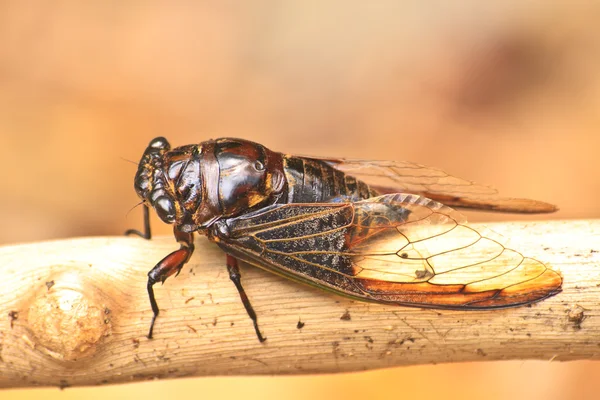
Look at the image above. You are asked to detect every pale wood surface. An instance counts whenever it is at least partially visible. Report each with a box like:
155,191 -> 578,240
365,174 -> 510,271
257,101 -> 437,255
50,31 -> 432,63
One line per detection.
0,220 -> 598,389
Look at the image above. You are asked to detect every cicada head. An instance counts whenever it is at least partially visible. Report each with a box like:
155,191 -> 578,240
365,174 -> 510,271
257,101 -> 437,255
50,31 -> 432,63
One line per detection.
132,137 -> 179,225
132,136 -> 206,231
133,137 -> 287,233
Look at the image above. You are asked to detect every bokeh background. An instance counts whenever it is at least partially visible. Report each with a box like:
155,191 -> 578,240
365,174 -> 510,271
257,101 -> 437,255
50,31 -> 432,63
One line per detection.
2,1 -> 599,399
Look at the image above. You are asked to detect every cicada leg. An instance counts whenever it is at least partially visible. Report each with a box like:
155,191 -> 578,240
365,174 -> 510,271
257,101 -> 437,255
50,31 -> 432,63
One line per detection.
146,227 -> 195,338
226,254 -> 267,343
125,204 -> 152,239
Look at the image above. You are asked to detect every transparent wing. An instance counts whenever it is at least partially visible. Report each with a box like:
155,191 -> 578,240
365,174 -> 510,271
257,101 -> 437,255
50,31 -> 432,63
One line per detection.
311,157 -> 557,214
216,194 -> 562,309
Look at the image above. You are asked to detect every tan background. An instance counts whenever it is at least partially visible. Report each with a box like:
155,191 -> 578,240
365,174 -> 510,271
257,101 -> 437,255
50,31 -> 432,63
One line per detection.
1,1 -> 599,399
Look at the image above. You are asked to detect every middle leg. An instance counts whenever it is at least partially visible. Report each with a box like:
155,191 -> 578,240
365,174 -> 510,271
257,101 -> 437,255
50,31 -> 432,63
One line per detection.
226,254 -> 267,342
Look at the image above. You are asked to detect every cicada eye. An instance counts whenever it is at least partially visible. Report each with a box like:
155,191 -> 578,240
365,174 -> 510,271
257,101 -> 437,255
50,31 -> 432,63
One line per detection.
134,173 -> 150,198
149,137 -> 170,151
154,196 -> 176,223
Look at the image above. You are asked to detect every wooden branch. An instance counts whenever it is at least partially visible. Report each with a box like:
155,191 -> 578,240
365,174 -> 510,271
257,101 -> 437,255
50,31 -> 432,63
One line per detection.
0,220 -> 598,389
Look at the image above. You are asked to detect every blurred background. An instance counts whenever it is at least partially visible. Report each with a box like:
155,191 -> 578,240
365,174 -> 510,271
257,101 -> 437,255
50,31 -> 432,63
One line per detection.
1,1 -> 599,399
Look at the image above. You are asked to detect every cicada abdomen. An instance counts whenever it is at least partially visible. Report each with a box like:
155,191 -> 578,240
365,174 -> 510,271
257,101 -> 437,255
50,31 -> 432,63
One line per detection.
281,155 -> 378,203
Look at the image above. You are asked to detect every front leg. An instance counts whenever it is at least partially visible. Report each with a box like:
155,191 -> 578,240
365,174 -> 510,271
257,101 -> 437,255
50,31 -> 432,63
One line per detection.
146,227 -> 195,338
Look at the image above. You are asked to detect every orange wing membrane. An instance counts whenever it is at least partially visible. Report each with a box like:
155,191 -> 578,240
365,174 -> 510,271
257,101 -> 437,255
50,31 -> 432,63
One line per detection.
215,193 -> 562,309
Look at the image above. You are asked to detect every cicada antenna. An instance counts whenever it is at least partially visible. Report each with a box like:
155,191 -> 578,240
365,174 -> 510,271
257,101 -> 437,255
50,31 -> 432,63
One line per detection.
120,156 -> 139,167
125,201 -> 144,220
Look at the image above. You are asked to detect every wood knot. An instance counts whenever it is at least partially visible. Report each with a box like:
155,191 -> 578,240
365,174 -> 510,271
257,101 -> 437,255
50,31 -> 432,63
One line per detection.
26,271 -> 112,361
567,304 -> 587,330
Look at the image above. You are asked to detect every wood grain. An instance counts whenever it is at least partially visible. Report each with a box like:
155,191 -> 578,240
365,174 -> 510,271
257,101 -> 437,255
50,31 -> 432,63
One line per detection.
0,220 -> 598,389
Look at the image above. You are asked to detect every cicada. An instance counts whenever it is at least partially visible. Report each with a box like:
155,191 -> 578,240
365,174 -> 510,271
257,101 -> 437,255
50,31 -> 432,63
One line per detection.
127,137 -> 562,341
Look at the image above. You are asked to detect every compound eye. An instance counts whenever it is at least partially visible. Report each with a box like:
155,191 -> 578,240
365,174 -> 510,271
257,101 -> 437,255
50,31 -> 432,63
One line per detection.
134,174 -> 150,198
149,136 -> 170,151
154,196 -> 176,223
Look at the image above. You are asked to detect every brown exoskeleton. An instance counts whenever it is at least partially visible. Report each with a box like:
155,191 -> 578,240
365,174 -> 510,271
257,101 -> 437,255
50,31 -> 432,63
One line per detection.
128,137 -> 561,341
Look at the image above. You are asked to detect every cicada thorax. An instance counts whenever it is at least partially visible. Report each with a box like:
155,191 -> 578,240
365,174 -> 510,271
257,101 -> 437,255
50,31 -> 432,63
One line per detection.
134,137 -> 290,232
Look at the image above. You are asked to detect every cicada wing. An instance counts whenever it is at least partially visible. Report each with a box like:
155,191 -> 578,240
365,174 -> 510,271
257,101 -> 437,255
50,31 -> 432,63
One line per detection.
216,194 -> 562,309
304,157 -> 557,214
